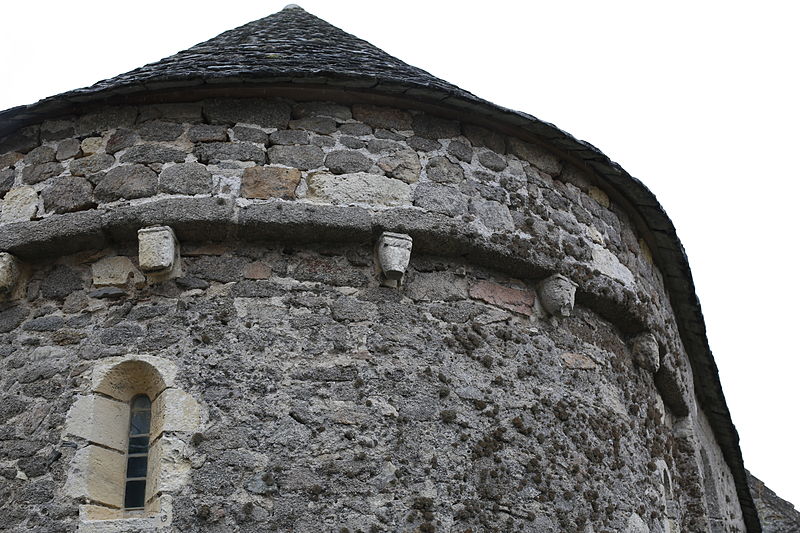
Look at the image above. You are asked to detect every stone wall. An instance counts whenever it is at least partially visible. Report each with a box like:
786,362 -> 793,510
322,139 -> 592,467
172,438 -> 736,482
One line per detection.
0,98 -> 749,531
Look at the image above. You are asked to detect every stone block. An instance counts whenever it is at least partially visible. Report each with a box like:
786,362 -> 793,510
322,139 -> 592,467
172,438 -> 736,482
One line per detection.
56,138 -> 82,161
21,161 -> 64,184
469,198 -> 514,231
42,176 -> 95,214
194,141 -> 265,164
269,129 -> 309,145
307,171 -> 410,206
187,124 -> 229,143
159,163 -> 213,195
404,271 -> 468,302
537,274 -> 577,317
425,156 -> 463,183
65,444 -> 125,508
23,145 -> 56,165
507,137 -> 562,176
267,145 -> 324,170
69,154 -> 115,177
0,151 -> 23,169
240,166 -> 301,200
412,114 -> 460,139
204,98 -> 291,128
338,122 -> 372,136
138,226 -> 178,273
151,388 -> 200,436
292,102 -> 352,121
41,119 -> 75,141
0,252 -> 21,296
463,124 -> 506,153
106,129 -> 137,154
0,124 -> 39,154
137,121 -> 184,141
478,150 -> 508,171
64,395 -> 129,452
120,144 -> 187,164
447,140 -> 473,162
232,125 -> 270,144
1,186 -> 38,223
352,104 -> 412,130
94,165 -> 157,202
91,256 -> 146,287
469,280 -> 535,315
377,149 -> 420,183
561,352 -> 597,370
80,137 -> 105,155
325,150 -> 372,174
413,183 -> 467,217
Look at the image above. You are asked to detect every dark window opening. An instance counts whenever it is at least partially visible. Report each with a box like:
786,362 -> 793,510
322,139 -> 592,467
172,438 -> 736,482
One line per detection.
124,394 -> 151,510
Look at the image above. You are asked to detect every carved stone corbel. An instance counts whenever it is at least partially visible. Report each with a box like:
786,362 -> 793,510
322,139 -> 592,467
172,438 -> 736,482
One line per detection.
537,274 -> 577,317
377,232 -> 412,285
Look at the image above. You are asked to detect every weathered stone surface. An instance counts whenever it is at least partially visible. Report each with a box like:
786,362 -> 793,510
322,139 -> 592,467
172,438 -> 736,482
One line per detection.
267,145 -> 324,170
139,102 -> 203,123
0,169 -> 14,197
0,125 -> 39,154
0,252 -> 20,296
412,114 -> 460,139
407,135 -> 441,152
338,122 -> 372,136
120,144 -> 187,164
91,256 -> 145,287
55,138 -> 82,161
41,176 -> 95,214
138,226 -> 177,273
187,124 -> 229,143
478,150 -> 508,171
412,183 -> 467,216
137,121 -> 184,141
307,172 -> 410,206
68,153 -> 115,177
507,137 -> 562,175
159,163 -> 213,195
95,165 -> 157,202
1,186 -> 38,223
404,271 -> 467,302
377,149 -> 420,183
41,119 -> 75,141
538,274 -> 577,317
447,140 -> 473,162
21,162 -> 64,184
426,156 -> 464,184
0,305 -> 28,333
463,124 -> 506,154
23,315 -> 65,332
366,139 -> 403,154
40,265 -> 83,300
243,261 -> 272,280
352,104 -> 412,130
106,128 -> 137,154
469,197 -> 514,231
80,137 -> 105,155
469,280 -> 535,315
269,129 -> 309,146
75,106 -> 136,135
23,146 -> 56,165
231,125 -> 269,144
194,142 -> 265,164
339,136 -> 365,149
292,102 -> 352,121
0,151 -> 23,169
632,332 -> 660,373
240,166 -> 301,200
561,352 -> 598,370
204,98 -> 291,128
324,150 -> 371,174
289,116 -> 337,134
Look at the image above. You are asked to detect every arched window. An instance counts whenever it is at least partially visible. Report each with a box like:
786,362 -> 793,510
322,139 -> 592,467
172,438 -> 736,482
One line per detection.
125,394 -> 151,510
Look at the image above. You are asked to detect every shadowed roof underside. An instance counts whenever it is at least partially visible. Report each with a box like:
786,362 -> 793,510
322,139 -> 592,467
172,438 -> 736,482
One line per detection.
0,6 -> 759,530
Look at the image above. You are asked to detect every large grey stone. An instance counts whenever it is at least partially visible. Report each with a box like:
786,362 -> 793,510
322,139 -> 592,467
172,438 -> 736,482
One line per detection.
120,144 -> 187,164
288,115 -> 337,134
204,98 -> 291,128
463,124 -> 506,154
507,137 -> 562,176
267,145 -> 324,170
232,126 -> 270,144
95,165 -> 157,202
40,265 -> 84,300
106,129 -> 137,154
478,150 -> 508,171
324,150 -> 371,174
0,125 -> 39,154
0,152 -> 23,170
292,102 -> 352,121
56,139 -> 82,161
307,172 -> 410,206
377,149 -> 420,183
412,114 -> 460,139
69,153 -> 115,177
425,156 -> 463,183
75,106 -> 137,135
338,123 -> 372,136
469,197 -> 514,231
159,163 -> 213,195
21,162 -> 64,184
42,176 -> 95,214
188,124 -> 229,143
352,105 -> 411,130
137,121 -> 184,141
269,130 -> 309,146
413,183 -> 467,217
194,142 -> 266,164
1,186 -> 38,223
23,146 -> 56,165
240,166 -> 301,200
447,140 -> 473,162
0,305 -> 28,333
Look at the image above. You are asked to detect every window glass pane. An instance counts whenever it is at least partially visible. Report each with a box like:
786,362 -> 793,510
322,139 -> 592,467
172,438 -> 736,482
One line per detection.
126,456 -> 148,479
124,480 -> 146,509
128,436 -> 149,454
132,395 -> 151,409
129,410 -> 150,435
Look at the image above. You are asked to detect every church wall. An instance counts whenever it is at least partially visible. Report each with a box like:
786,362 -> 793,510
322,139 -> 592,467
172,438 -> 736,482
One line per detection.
0,98 -> 747,531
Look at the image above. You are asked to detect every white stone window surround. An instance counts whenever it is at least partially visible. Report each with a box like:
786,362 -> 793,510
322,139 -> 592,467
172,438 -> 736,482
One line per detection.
63,355 -> 200,532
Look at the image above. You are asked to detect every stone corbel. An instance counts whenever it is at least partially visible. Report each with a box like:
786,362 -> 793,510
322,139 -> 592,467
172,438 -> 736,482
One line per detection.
0,252 -> 23,300
138,226 -> 181,281
537,274 -> 577,317
631,332 -> 660,373
377,232 -> 412,287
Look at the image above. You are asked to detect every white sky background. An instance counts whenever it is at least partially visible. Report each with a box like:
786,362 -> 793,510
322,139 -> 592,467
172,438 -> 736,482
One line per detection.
2,0 -> 798,509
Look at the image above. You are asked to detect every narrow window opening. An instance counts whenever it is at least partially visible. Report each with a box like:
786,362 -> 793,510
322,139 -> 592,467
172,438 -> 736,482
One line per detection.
124,394 -> 151,510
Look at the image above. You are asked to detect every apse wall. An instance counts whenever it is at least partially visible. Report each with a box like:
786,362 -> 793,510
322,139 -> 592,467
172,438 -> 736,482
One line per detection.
0,98 -> 748,532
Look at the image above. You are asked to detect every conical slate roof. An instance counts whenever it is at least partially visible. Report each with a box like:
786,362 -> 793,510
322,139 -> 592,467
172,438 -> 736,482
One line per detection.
0,8 -> 759,530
